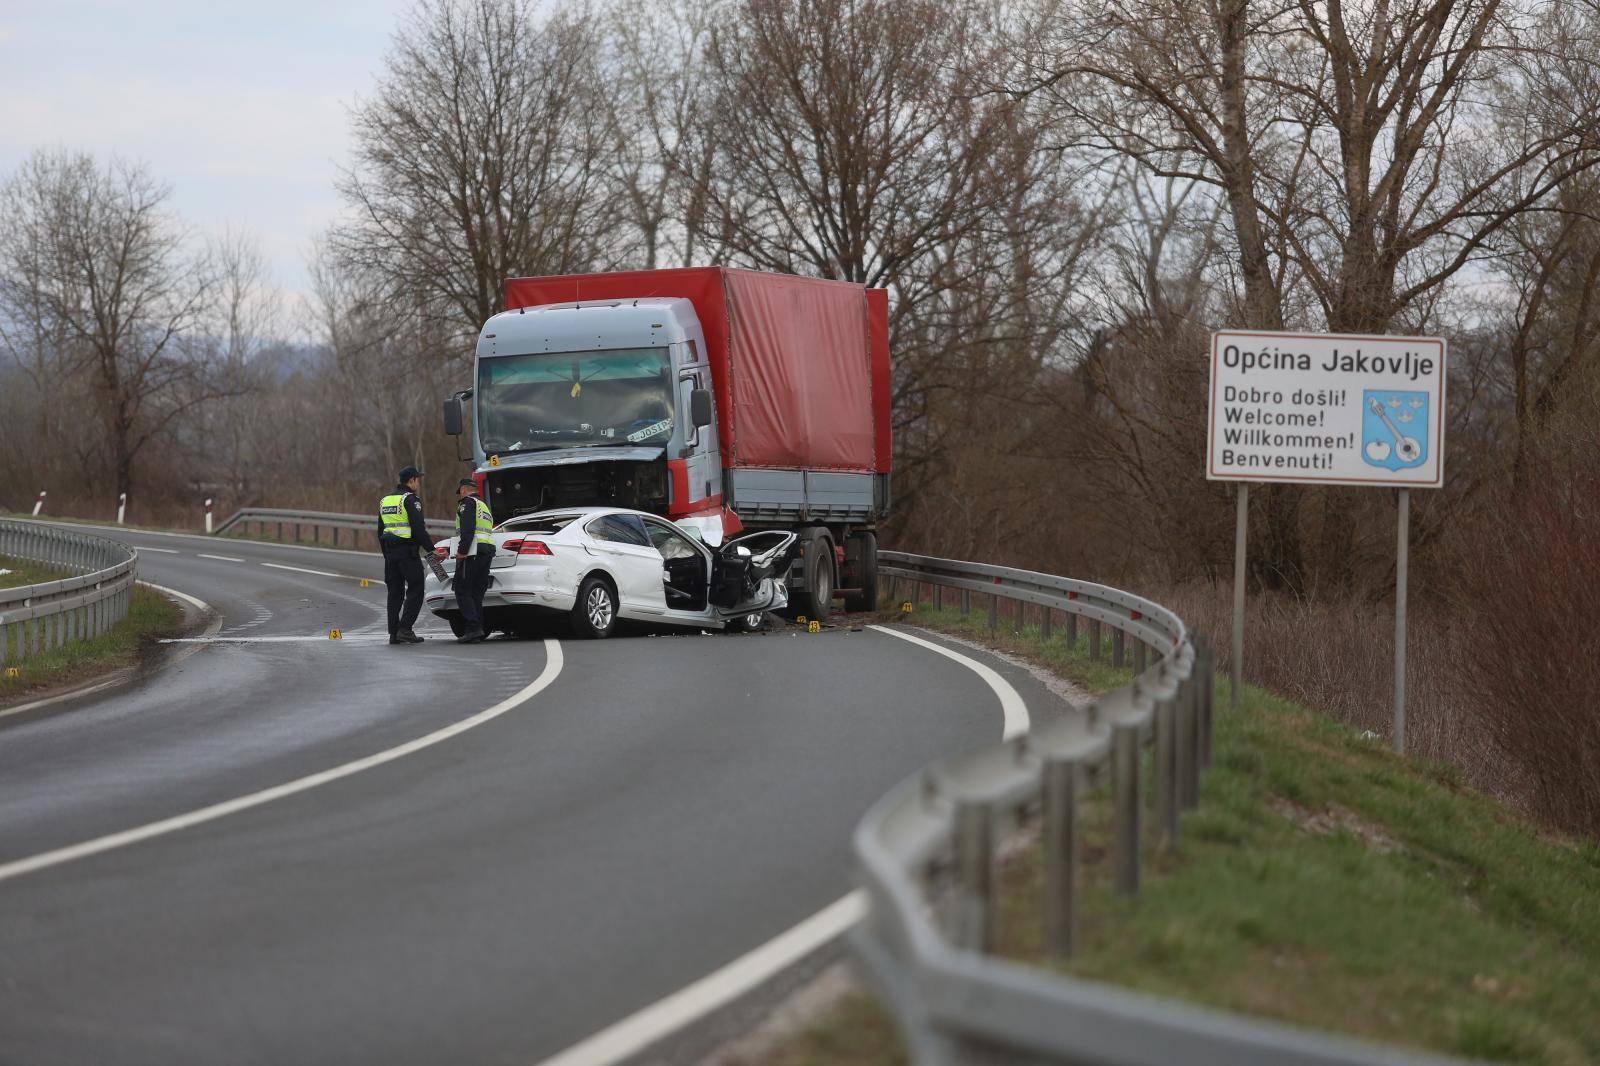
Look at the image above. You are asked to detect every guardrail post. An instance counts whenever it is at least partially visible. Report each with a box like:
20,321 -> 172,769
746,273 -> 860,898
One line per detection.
953,800 -> 996,952
1113,629 -> 1125,667
1155,692 -> 1179,849
987,593 -> 998,631
1134,639 -> 1147,673
1041,607 -> 1052,641
1178,670 -> 1200,810
1043,758 -> 1082,959
1089,619 -> 1101,661
1198,634 -> 1214,768
933,584 -> 943,611
960,588 -> 970,616
276,521 -> 284,542
1013,600 -> 1025,635
1112,721 -> 1140,895
1066,611 -> 1078,649
888,576 -> 899,606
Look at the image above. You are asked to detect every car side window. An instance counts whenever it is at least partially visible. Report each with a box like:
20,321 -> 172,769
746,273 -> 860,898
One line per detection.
643,519 -> 699,561
587,515 -> 650,547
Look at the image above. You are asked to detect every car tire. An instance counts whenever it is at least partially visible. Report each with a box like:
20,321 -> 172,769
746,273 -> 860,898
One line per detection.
842,531 -> 879,613
446,614 -> 467,638
571,575 -> 618,639
794,529 -> 834,623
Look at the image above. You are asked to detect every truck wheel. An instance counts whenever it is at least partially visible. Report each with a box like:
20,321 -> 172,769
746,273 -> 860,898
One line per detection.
795,530 -> 835,623
571,575 -> 618,639
843,531 -> 879,613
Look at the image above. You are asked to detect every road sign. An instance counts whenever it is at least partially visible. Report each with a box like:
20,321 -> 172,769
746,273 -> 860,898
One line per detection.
1206,330 -> 1447,488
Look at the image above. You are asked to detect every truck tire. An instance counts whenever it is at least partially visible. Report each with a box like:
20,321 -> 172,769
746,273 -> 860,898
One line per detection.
843,531 -> 879,613
794,529 -> 835,623
571,574 -> 618,639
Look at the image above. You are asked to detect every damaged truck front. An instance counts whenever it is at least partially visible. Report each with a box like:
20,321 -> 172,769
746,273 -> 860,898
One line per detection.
443,266 -> 892,621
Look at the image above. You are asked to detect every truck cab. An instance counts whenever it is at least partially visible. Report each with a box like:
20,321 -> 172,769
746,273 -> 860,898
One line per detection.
462,297 -> 732,544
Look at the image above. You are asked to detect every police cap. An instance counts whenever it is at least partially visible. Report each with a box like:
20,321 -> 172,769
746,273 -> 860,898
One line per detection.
398,465 -> 424,481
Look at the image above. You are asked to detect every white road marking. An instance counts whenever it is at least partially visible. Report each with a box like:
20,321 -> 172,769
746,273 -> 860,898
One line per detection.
161,635 -> 393,644
536,893 -> 869,1066
259,562 -> 348,579
0,640 -> 564,884
0,581 -> 221,720
196,553 -> 245,562
868,624 -> 1031,738
532,625 -> 1028,1066
136,546 -> 180,554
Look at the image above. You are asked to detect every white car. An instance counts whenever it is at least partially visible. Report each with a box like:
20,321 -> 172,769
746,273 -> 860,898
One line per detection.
424,506 -> 797,639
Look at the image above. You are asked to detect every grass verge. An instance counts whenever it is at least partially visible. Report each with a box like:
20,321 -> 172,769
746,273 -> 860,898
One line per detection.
1,562 -> 186,702
762,605 -> 1600,1065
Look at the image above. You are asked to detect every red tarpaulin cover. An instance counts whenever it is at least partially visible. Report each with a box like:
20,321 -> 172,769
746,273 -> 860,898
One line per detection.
503,267 -> 890,473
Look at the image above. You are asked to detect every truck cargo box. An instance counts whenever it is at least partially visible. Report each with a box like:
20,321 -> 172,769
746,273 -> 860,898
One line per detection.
503,267 -> 891,476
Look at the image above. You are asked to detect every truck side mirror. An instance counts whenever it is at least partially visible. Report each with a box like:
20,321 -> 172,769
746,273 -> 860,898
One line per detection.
443,395 -> 464,436
691,388 -> 713,428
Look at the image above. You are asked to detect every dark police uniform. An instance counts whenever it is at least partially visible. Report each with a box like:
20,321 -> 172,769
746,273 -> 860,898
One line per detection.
453,485 -> 496,641
378,471 -> 436,643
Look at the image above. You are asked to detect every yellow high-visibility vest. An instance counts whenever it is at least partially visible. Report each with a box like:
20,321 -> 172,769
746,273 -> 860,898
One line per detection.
459,496 -> 493,546
379,493 -> 413,539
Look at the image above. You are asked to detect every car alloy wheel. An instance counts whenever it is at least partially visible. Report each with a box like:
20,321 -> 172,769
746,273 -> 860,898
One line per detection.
586,585 -> 614,630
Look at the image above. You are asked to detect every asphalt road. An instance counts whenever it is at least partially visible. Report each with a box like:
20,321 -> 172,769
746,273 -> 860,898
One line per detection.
0,522 -> 1064,1065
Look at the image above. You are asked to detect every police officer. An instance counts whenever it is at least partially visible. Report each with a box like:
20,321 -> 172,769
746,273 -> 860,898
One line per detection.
378,465 -> 437,644
452,478 -> 496,643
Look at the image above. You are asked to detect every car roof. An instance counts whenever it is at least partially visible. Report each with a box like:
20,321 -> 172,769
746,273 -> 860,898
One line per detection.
499,506 -> 673,523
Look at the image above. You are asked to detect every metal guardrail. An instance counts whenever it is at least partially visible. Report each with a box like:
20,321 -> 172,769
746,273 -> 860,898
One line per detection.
857,551 -> 1465,1066
0,520 -> 138,665
214,507 -> 454,545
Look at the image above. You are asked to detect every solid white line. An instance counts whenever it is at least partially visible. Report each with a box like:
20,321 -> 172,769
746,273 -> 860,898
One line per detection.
136,546 -> 180,554
196,553 -> 245,563
868,624 -> 1031,738
0,581 -> 221,721
535,893 -> 869,1066
0,640 -> 564,884
531,624 -> 1029,1066
160,635 -> 392,644
259,562 -> 348,579
0,678 -> 124,721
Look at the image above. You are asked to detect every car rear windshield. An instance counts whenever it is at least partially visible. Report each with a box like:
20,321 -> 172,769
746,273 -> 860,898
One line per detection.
500,514 -> 581,535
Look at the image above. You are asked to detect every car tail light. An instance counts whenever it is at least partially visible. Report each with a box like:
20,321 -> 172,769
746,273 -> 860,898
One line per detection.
434,546 -> 448,558
501,539 -> 553,556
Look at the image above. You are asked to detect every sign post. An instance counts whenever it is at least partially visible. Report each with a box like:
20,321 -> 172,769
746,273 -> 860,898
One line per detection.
1205,331 -> 1446,749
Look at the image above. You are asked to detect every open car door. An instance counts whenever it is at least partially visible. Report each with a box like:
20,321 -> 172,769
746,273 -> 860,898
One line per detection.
710,530 -> 798,617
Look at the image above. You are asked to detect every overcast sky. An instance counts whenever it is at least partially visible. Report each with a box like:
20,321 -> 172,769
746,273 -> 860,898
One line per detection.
1,1 -> 413,304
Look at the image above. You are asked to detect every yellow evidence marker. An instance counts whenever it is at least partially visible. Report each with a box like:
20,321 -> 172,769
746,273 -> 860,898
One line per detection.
808,620 -> 821,633
796,615 -> 807,625
329,629 -> 343,640
360,579 -> 369,588
4,667 -> 20,679
901,601 -> 914,614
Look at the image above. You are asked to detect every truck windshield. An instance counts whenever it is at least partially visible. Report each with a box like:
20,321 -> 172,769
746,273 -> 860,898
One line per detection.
477,348 -> 674,453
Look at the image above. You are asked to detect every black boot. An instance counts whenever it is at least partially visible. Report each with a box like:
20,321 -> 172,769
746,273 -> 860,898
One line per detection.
398,629 -> 424,644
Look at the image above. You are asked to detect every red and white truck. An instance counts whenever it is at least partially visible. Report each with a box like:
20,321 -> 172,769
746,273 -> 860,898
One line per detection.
442,266 -> 892,620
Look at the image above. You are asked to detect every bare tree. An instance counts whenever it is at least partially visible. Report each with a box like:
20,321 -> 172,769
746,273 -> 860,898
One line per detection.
334,0 -> 623,347
0,149 -> 224,503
